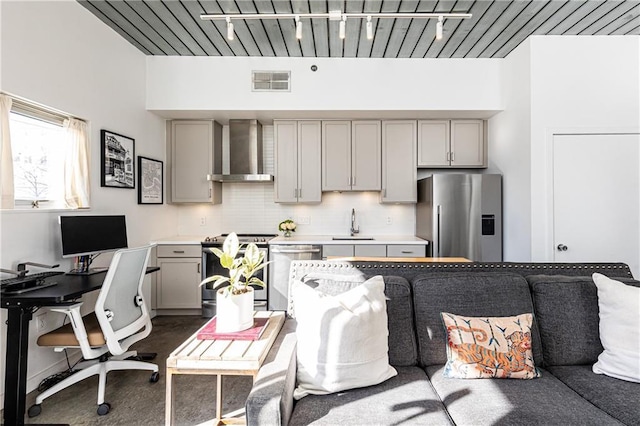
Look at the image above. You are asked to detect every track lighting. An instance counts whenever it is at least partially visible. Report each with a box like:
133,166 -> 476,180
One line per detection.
201,11 -> 471,42
436,16 -> 443,41
226,17 -> 234,41
295,16 -> 302,39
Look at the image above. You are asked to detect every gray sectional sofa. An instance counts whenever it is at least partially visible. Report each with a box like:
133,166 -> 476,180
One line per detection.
246,261 -> 639,426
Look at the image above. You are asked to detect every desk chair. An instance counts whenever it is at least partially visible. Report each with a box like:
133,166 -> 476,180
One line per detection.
28,245 -> 159,417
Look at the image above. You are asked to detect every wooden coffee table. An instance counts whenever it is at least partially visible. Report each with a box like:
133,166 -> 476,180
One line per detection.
165,311 -> 285,426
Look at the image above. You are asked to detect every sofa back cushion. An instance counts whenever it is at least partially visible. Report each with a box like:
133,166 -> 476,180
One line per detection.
412,272 -> 542,367
296,274 -> 417,367
527,275 -> 640,366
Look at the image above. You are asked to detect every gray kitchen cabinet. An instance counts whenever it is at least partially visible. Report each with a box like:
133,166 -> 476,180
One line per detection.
381,120 -> 417,203
170,120 -> 222,203
274,120 -> 322,203
418,119 -> 486,168
322,244 -> 354,258
355,244 -> 386,257
387,244 -> 426,257
156,244 -> 202,310
322,120 -> 381,191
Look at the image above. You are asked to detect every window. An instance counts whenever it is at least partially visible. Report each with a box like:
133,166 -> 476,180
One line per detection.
2,96 -> 91,210
10,112 -> 65,207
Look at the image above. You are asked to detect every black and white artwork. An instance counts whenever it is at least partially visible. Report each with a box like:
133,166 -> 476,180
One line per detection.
101,130 -> 135,189
137,156 -> 163,204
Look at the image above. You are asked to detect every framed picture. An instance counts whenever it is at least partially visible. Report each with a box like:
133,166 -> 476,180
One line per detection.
101,130 -> 135,189
137,156 -> 163,205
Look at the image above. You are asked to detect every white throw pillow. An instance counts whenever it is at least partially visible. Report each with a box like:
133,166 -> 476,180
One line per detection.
592,273 -> 640,383
292,275 -> 397,399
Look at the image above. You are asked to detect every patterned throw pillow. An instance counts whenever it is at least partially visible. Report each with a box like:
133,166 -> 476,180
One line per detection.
441,312 -> 541,379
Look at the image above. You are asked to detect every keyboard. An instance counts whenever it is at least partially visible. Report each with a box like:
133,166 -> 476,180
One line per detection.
0,271 -> 64,294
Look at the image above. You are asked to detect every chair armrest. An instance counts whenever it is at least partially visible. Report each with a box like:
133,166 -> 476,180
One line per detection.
246,318 -> 297,426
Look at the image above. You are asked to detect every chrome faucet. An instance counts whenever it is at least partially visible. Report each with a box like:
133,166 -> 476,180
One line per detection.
350,208 -> 360,236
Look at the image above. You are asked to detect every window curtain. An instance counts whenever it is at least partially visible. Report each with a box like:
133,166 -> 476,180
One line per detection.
0,94 -> 15,209
63,118 -> 91,208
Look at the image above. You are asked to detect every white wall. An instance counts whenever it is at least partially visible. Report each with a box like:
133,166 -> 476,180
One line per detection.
146,56 -> 503,118
0,0 -> 177,406
528,36 -> 640,262
488,39 -> 532,261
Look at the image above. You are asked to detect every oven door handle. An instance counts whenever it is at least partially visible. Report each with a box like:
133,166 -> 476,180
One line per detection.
270,248 -> 321,254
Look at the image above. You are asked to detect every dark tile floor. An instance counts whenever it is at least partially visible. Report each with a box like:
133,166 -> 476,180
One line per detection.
17,316 -> 254,425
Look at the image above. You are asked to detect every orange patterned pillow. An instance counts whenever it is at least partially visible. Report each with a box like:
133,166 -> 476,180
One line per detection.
441,312 -> 541,379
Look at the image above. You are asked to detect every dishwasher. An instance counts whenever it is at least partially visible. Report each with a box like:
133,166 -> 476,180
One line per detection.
268,244 -> 322,311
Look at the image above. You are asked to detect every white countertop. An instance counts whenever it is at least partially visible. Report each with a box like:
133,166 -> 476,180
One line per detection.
269,235 -> 429,245
151,235 -> 205,245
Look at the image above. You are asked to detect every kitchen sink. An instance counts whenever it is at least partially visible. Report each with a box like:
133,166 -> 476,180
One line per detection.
332,236 -> 375,241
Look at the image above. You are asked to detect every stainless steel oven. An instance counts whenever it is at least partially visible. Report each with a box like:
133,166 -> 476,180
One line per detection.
201,234 -> 275,318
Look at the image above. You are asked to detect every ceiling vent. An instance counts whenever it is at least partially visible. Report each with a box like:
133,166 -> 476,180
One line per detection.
252,71 -> 290,92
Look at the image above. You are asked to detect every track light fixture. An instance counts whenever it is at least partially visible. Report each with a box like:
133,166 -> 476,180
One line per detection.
436,16 -> 444,41
202,10 -> 471,42
226,16 -> 234,41
295,15 -> 302,39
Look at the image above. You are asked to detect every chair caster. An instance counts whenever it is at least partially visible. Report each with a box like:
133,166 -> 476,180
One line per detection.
97,402 -> 111,416
28,404 -> 42,417
150,371 -> 160,383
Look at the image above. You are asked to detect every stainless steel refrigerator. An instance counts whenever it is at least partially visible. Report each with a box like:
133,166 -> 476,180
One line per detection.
416,174 -> 502,261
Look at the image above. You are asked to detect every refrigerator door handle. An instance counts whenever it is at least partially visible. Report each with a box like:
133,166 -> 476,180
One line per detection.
436,205 -> 441,257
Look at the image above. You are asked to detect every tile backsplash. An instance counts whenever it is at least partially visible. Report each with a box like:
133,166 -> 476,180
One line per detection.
176,125 -> 416,237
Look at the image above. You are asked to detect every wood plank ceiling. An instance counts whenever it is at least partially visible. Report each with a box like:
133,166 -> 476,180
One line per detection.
78,0 -> 640,58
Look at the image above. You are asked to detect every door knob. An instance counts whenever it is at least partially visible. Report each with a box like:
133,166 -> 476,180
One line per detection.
557,244 -> 568,252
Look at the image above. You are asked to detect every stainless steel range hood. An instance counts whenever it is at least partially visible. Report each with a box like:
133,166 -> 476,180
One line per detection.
209,119 -> 273,182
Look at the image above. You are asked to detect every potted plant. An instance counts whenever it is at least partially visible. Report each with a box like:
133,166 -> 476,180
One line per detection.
200,232 -> 268,332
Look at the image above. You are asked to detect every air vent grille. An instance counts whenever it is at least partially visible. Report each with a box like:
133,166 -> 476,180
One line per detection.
252,71 -> 290,92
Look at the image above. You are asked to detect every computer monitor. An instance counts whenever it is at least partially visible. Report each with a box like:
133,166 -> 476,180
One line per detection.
59,215 -> 128,275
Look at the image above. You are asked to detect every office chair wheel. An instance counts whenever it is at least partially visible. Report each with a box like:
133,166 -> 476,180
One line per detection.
97,402 -> 111,416
28,404 -> 42,417
150,371 -> 160,383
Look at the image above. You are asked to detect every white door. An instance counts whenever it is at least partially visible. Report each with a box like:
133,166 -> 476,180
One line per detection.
553,134 -> 640,277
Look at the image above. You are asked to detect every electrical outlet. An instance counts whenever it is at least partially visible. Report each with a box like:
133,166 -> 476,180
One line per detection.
386,216 -> 392,225
199,217 -> 207,226
298,216 -> 310,225
36,313 -> 46,332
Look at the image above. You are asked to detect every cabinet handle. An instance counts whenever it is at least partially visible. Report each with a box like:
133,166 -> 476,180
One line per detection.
299,188 -> 302,199
352,176 -> 356,186
446,152 -> 451,162
401,250 -> 414,254
197,263 -> 201,274
451,152 -> 455,162
348,176 -> 351,186
173,250 -> 185,254
209,188 -> 212,198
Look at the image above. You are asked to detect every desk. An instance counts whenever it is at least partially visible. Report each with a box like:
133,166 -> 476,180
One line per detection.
1,267 -> 159,426
165,311 -> 285,426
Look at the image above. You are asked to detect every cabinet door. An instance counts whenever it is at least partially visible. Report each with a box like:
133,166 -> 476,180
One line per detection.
323,245 -> 354,258
354,244 -> 386,257
274,121 -> 299,203
387,244 -> 426,258
351,121 -> 381,191
298,121 -> 322,203
381,121 -> 417,203
156,258 -> 201,309
322,121 -> 352,191
418,120 -> 450,167
450,120 -> 485,167
171,120 -> 221,203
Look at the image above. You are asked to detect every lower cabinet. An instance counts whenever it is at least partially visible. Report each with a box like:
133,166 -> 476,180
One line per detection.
156,245 -> 201,310
323,244 -> 426,259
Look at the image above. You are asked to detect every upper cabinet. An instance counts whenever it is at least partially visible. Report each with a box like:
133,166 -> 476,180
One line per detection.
274,120 -> 322,203
418,119 -> 486,168
381,120 -> 417,203
322,120 -> 381,191
170,120 -> 222,203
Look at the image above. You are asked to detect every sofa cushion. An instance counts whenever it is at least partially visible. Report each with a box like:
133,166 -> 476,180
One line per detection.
291,276 -> 397,399
427,365 -> 624,426
441,312 -> 541,379
527,275 -> 640,366
412,272 -> 542,367
289,366 -> 454,426
592,273 -> 640,383
547,365 -> 640,426
296,274 -> 418,367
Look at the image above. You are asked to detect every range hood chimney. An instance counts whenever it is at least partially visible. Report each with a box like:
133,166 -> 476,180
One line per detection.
210,119 -> 273,182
